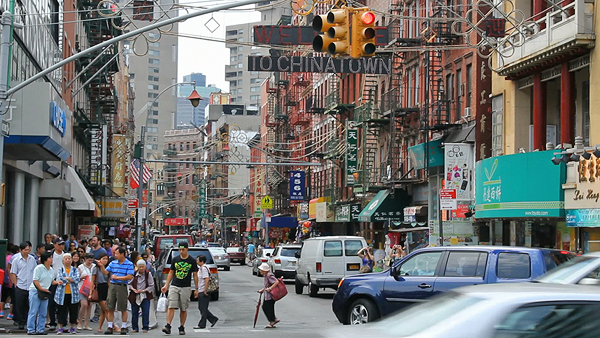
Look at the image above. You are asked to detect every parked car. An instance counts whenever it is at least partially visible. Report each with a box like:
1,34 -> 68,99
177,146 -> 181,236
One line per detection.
332,246 -> 575,324
154,246 -> 220,301
268,244 -> 301,279
536,251 -> 600,285
326,283 -> 600,338
153,235 -> 194,258
226,247 -> 246,265
209,247 -> 231,271
252,248 -> 274,276
295,236 -> 367,297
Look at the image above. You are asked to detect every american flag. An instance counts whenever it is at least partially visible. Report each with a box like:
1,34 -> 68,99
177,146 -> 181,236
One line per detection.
130,159 -> 152,189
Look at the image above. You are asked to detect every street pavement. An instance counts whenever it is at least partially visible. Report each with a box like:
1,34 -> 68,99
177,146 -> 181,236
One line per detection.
1,264 -> 341,337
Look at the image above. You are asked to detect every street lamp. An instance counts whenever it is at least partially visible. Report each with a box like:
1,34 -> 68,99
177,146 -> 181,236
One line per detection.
136,81 -> 200,252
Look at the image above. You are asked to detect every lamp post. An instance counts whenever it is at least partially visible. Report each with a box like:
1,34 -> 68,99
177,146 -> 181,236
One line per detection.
136,81 -> 202,252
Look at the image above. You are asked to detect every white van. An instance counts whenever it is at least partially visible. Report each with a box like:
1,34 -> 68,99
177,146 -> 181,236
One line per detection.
295,236 -> 367,297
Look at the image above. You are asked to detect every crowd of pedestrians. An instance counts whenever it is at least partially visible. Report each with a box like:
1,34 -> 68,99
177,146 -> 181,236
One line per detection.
1,234 -> 159,335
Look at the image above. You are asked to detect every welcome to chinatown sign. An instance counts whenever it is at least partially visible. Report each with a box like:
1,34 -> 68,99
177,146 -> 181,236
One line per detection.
248,56 -> 392,75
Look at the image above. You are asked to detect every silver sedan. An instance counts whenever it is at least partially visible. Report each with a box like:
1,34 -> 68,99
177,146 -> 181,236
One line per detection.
326,283 -> 600,338
536,251 -> 600,285
209,247 -> 231,271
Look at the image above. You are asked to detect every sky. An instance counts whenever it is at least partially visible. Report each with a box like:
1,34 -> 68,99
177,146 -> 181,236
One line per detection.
177,3 -> 261,92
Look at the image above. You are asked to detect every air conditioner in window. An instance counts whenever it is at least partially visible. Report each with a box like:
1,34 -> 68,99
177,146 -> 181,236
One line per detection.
464,107 -> 471,117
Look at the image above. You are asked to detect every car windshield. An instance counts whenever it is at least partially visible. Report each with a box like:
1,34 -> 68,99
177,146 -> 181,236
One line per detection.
280,248 -> 300,257
226,247 -> 242,253
171,250 -> 215,264
159,238 -> 190,250
537,256 -> 599,284
370,292 -> 484,337
209,248 -> 226,255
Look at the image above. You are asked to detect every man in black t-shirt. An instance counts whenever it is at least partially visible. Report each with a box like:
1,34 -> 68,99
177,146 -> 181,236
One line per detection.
161,242 -> 198,335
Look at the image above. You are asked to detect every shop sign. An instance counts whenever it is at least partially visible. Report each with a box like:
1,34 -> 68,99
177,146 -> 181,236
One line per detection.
350,204 -> 362,222
475,151 -> 565,218
164,218 -> 190,226
451,204 -> 471,218
50,101 -> 66,136
111,135 -> 126,195
99,197 -> 128,218
316,202 -> 335,222
289,170 -> 305,200
404,207 -> 417,223
345,121 -> 358,186
444,143 -> 473,200
566,209 -> 600,227
440,189 -> 457,210
198,181 -> 207,217
78,225 -> 95,240
298,202 -> 309,219
564,159 -> 600,209
408,139 -> 444,170
335,205 -> 351,222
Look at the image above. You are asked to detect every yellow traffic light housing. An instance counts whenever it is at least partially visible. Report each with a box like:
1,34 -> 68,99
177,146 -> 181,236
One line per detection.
326,9 -> 350,55
312,8 -> 350,56
351,9 -> 377,58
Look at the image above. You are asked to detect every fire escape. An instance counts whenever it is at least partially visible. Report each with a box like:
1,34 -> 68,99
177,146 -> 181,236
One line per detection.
73,0 -> 123,195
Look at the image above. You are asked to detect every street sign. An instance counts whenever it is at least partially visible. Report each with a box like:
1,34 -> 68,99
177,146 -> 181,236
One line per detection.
128,199 -> 138,209
261,195 -> 273,209
1,120 -> 9,136
440,189 -> 457,210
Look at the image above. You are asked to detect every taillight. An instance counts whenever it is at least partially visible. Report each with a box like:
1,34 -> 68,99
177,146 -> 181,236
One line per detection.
261,259 -> 268,262
209,267 -> 218,274
162,268 -> 170,275
274,259 -> 281,264
316,262 -> 322,272
560,251 -> 570,255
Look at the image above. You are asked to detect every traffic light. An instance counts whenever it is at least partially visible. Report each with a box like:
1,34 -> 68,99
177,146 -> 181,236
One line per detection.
312,8 -> 350,56
165,207 -> 172,217
351,8 -> 377,58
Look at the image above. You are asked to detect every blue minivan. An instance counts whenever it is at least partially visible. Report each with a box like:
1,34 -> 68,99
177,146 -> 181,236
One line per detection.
332,246 -> 574,325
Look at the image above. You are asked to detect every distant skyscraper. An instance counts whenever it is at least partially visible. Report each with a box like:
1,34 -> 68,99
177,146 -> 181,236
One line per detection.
177,73 -> 220,127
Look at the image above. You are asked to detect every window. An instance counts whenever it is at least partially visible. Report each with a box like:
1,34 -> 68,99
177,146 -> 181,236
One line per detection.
237,88 -> 243,94
251,78 -> 262,84
151,101 -> 159,107
148,118 -> 158,124
344,240 -> 362,256
250,95 -> 260,101
147,127 -> 158,133
443,252 -> 487,277
497,252 -> 531,279
398,252 -> 442,276
149,110 -> 158,116
466,64 -> 472,107
250,86 -> 260,92
149,67 -> 159,74
148,75 -> 159,82
324,241 -> 342,257
582,81 -> 590,145
149,58 -> 160,65
149,42 -> 159,48
492,95 -> 504,157
230,56 -> 237,62
493,303 -> 600,337
148,93 -> 158,98
148,84 -> 159,91
149,32 -> 159,40
130,73 -> 135,79
148,49 -> 160,56
185,177 -> 189,184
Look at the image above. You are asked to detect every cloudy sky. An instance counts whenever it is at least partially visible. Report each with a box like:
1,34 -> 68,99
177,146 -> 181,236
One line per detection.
177,3 -> 260,91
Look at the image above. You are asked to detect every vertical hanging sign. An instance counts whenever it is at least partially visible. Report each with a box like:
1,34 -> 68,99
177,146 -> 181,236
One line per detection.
198,181 -> 207,217
345,121 -> 358,186
289,170 -> 305,201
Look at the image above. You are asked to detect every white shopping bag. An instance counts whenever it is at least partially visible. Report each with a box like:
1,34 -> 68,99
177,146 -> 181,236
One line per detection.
157,293 -> 168,313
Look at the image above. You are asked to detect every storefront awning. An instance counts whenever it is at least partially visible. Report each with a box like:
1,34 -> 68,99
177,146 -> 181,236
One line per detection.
65,166 -> 95,211
268,216 -> 297,228
357,189 -> 409,222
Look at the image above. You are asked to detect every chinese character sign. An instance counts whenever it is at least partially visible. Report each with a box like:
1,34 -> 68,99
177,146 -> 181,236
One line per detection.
345,121 -> 358,186
485,18 -> 506,37
289,171 -> 305,200
111,135 -> 126,196
198,181 -> 207,217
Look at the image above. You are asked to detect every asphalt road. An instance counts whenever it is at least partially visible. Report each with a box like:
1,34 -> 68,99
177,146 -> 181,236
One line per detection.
1,264 -> 341,337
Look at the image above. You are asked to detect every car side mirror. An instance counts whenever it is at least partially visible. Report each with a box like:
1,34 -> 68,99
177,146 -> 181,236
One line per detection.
579,278 -> 600,286
391,265 -> 405,281
295,252 -> 300,259
266,253 -> 271,257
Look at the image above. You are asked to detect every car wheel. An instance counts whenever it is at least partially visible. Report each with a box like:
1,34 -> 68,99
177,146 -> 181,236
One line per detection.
210,291 -> 219,301
308,281 -> 318,297
224,266 -> 230,271
294,277 -> 303,295
348,299 -> 379,325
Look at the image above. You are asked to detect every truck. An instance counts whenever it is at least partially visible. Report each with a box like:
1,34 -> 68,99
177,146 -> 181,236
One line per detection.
332,246 -> 574,325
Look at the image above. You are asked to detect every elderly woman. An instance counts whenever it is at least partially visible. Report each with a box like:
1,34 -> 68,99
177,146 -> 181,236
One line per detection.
27,252 -> 62,335
257,263 -> 281,329
54,253 -> 81,334
128,259 -> 154,333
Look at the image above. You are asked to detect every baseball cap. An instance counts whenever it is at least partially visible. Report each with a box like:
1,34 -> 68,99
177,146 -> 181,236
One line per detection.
53,238 -> 65,245
178,241 -> 189,249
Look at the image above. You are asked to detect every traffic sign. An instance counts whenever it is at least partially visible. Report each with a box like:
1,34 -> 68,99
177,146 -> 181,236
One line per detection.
440,189 -> 457,210
128,199 -> 138,209
261,195 -> 273,209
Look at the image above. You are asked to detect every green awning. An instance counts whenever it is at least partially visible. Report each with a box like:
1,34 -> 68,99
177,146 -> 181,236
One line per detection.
357,189 -> 409,222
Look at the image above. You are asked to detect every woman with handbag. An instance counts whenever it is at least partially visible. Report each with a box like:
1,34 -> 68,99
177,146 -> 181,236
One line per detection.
54,253 -> 81,334
91,253 -> 109,333
77,254 -> 95,331
193,255 -> 218,330
128,259 -> 154,333
257,263 -> 280,329
27,252 -> 63,335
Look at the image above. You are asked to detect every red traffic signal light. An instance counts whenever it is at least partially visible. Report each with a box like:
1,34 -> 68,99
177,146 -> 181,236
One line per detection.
351,9 -> 377,58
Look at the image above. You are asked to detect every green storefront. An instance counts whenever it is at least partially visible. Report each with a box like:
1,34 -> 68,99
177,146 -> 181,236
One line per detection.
474,151 -> 565,247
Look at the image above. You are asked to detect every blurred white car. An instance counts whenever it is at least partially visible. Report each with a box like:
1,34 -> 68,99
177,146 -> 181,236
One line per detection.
326,283 -> 600,338
268,244 -> 301,279
252,248 -> 274,276
209,247 -> 231,271
536,251 -> 600,285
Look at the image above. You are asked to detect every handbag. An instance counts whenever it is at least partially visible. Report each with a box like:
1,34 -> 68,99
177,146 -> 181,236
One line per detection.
89,288 -> 99,302
157,293 -> 168,313
35,284 -> 51,300
204,266 -> 218,293
359,264 -> 372,274
79,275 -> 92,297
269,277 -> 288,301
